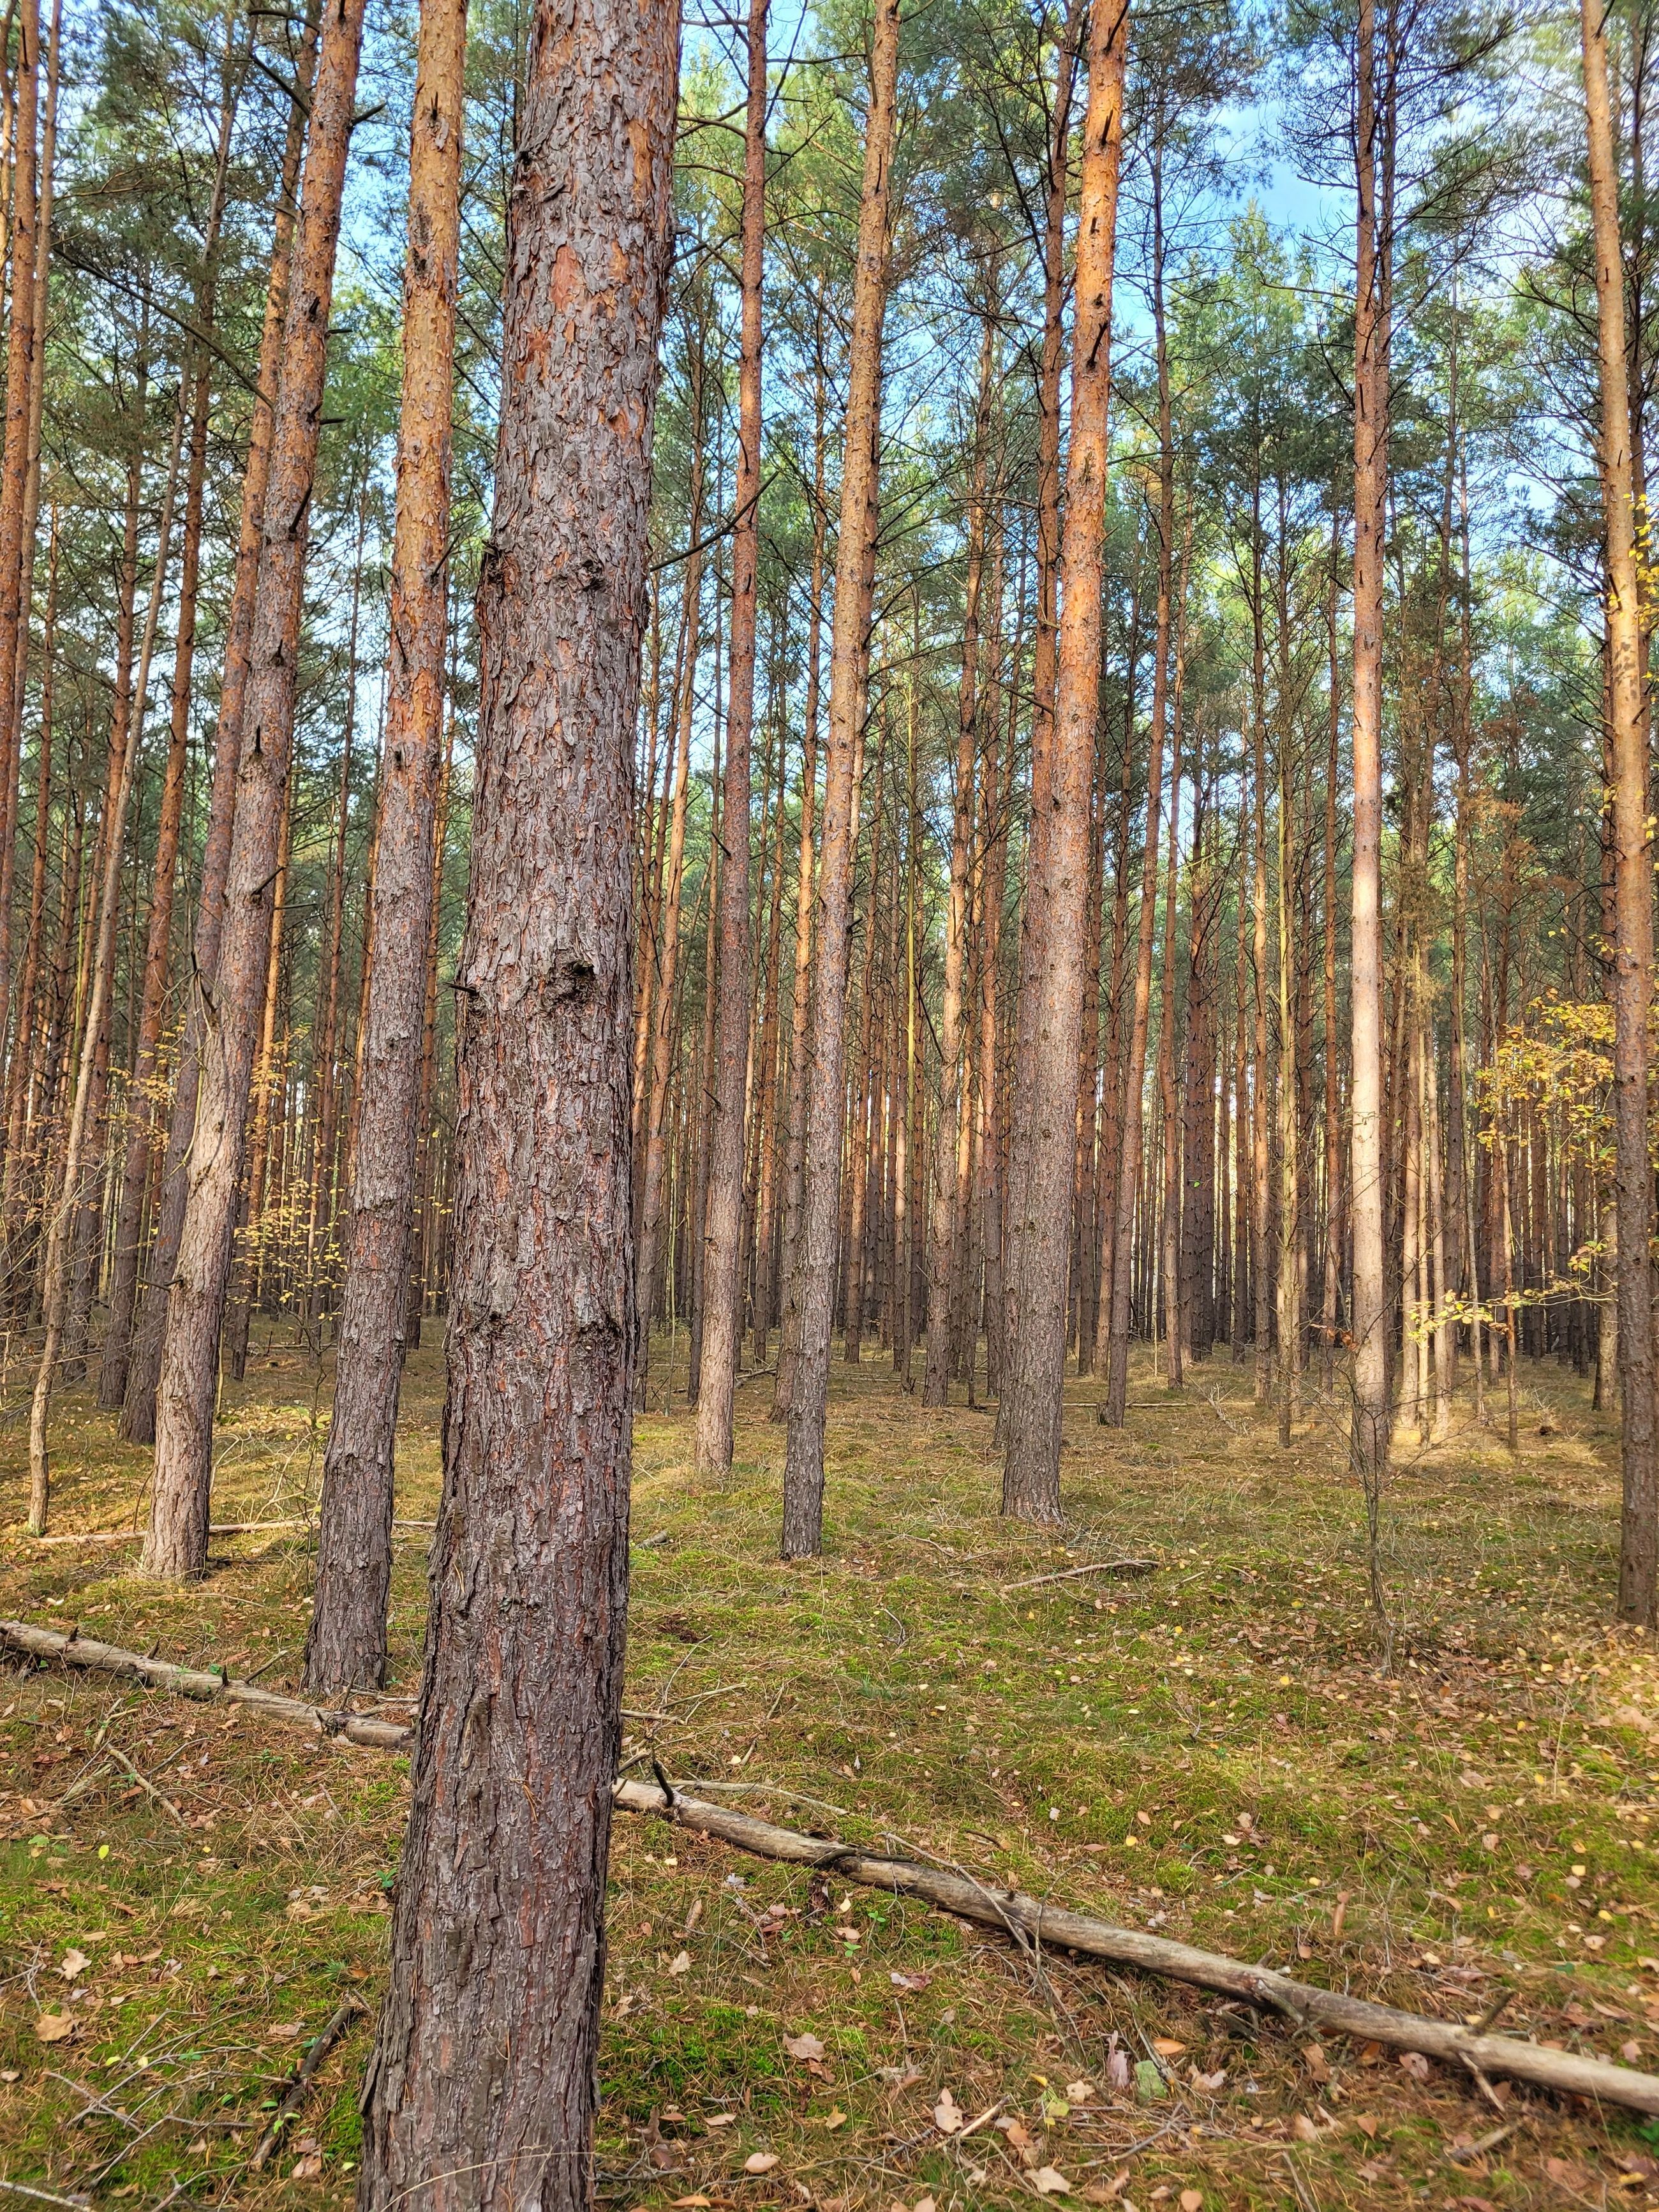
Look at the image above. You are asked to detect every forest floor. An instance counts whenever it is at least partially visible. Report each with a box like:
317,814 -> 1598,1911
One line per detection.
1,1330 -> 1658,2212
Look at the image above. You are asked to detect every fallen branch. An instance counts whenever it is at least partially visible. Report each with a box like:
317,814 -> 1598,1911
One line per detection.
105,1744 -> 186,1827
0,2181 -> 93,2211
10,1617 -> 1659,2118
249,1998 -> 367,2171
19,1519 -> 437,1549
1001,1559 -> 1159,1594
1,1621 -> 411,1749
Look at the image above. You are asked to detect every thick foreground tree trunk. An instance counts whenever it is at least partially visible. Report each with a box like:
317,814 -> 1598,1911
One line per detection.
1582,0 -> 1658,1627
144,0 -> 368,1580
305,0 -> 466,1698
1001,0 -> 1128,1522
780,0 -> 900,1559
356,6 -> 677,2209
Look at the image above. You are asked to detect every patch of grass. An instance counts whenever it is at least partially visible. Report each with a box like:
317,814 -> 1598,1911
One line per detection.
2,1332 -> 1658,2210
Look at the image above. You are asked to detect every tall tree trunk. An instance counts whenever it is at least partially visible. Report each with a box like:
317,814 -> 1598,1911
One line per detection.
695,0 -> 767,1471
1157,603 -> 1184,1389
1103,136 -> 1169,1432
1350,0 -> 1393,1575
1001,0 -> 1129,1520
634,345 -> 705,1404
305,0 -> 465,1698
1002,0 -> 1083,1411
359,5 -> 674,2201
223,783 -> 291,1381
304,488 -> 368,1338
28,399 -> 186,1532
1276,695 -> 1299,1446
770,359 -> 825,1422
780,0 -> 900,1558
121,14 -> 317,1444
101,57 -> 241,1407
1582,0 -> 1658,1627
0,0 -> 40,1068
4,501 -> 54,1237
144,0 -> 369,1581
925,278 -> 995,1407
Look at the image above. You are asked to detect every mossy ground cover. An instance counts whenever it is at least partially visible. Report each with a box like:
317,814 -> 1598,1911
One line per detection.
3,1331 -> 1659,2209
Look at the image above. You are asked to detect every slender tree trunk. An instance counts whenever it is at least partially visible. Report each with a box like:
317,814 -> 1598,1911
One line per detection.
1350,0 -> 1392,1559
925,281 -> 995,1407
28,400 -> 186,1533
101,68 -> 240,1406
1001,0 -> 1129,1519
305,0 -> 465,1698
695,0 -> 767,1471
1276,702 -> 1299,1446
1582,0 -> 1658,1626
121,16 -> 317,1444
59,357 -> 148,1384
780,0 -> 900,1558
1002,1 -> 1083,1410
223,785 -> 290,1381
635,354 -> 704,1404
4,503 -> 54,1238
0,0 -> 40,1067
770,364 -> 825,1422
144,0 -> 369,1581
750,711 -> 788,1363
1103,151 -> 1170,1432
1157,600 -> 1185,1390
304,489 -> 368,1338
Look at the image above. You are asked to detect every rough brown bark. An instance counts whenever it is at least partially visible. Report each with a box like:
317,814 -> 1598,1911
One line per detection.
121,14 -> 317,1445
0,0 -> 40,1065
305,0 -> 465,1699
1001,0 -> 1128,1519
781,0 -> 900,1557
695,0 -> 767,1473
144,0 -> 369,1582
1582,0 -> 1658,1626
1001,1 -> 1083,1409
358,6 -> 676,2197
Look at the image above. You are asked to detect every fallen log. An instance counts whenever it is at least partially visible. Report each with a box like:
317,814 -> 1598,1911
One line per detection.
7,1615 -> 1659,2117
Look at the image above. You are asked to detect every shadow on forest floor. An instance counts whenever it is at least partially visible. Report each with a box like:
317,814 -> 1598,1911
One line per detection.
1,1326 -> 1657,2211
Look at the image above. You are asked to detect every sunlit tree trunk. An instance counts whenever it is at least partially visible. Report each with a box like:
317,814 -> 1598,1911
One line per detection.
0,0 -> 40,1069
121,15 -> 317,1444
145,0 -> 369,1580
305,0 -> 465,1696
1002,0 -> 1129,1518
1350,0 -> 1393,1554
695,0 -> 767,1471
925,282 -> 995,1407
29,400 -> 186,1533
1582,0 -> 1658,1626
781,0 -> 900,1556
